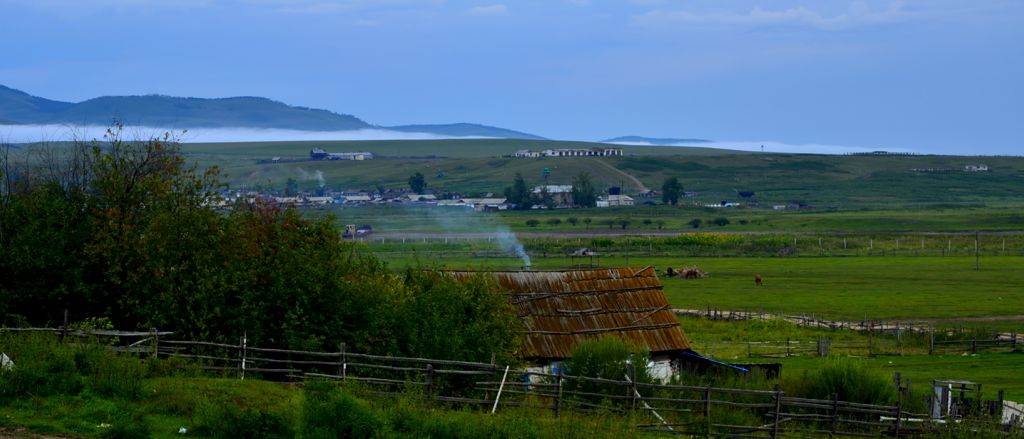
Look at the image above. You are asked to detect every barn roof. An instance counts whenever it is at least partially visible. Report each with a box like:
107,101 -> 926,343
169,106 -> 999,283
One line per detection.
447,267 -> 690,360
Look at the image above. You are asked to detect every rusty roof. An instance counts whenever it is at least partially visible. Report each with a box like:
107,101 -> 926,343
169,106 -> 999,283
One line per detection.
447,267 -> 690,360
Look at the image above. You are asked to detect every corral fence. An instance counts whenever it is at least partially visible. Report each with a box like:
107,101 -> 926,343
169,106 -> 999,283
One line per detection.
1,327 -> 1015,437
678,308 -> 1022,357
365,232 -> 1024,260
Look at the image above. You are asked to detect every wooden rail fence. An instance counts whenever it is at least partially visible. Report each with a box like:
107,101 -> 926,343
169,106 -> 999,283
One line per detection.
2,328 -> 1015,437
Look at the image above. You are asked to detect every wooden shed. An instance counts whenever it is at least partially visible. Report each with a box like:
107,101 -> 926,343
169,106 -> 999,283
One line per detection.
447,267 -> 698,378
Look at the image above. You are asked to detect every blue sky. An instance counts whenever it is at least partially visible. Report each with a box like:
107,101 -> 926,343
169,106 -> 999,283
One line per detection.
1,0 -> 1021,154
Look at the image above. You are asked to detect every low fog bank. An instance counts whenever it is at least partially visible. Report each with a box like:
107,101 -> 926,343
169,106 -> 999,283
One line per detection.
606,139 -> 914,155
0,124 -> 489,144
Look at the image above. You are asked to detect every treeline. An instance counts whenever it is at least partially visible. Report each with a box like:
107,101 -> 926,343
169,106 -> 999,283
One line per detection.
0,128 -> 519,362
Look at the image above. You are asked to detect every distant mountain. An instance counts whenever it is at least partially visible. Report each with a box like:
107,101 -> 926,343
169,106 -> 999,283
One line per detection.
0,85 -> 543,139
387,123 -> 546,140
0,85 -> 74,122
603,136 -> 712,145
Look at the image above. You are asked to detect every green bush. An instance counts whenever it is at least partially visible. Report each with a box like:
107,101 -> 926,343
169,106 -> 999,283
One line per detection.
785,357 -> 896,405
302,380 -> 382,439
0,333 -> 83,399
194,403 -> 294,439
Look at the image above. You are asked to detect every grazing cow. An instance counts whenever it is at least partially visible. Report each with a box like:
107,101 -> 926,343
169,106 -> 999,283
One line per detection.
755,275 -> 763,286
665,267 -> 676,277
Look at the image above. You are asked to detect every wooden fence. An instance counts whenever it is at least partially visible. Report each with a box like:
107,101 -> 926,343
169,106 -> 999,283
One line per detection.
2,328 -> 1014,437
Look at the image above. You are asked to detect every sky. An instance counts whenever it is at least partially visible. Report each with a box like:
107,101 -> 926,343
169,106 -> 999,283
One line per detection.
1,0 -> 1022,154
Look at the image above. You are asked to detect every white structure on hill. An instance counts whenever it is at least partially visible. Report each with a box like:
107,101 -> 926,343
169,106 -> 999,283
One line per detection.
514,147 -> 622,158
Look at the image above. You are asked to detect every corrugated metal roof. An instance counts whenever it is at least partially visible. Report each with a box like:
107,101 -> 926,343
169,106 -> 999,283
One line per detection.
447,267 -> 691,360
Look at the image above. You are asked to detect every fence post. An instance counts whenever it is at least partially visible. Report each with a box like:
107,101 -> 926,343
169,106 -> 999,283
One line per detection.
627,362 -> 637,411
929,329 -> 935,355
771,384 -> 782,439
61,309 -> 69,341
553,367 -> 563,419
425,364 -> 434,400
704,386 -> 712,438
342,339 -> 350,378
895,387 -> 903,437
831,392 -> 839,436
972,337 -> 977,354
151,328 -> 159,359
238,333 -> 247,380
1012,332 -> 1018,350
786,338 -> 791,357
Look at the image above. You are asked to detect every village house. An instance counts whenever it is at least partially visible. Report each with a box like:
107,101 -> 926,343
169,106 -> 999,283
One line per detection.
513,147 -> 623,158
446,267 -> 744,381
603,194 -> 635,207
310,148 -> 374,161
533,185 -> 574,207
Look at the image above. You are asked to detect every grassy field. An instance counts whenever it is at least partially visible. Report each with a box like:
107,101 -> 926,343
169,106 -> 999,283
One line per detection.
371,251 -> 1024,331
780,352 -> 1024,401
173,139 -> 1024,210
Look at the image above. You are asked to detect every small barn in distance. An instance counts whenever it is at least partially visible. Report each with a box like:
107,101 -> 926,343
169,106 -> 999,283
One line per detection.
447,267 -> 732,380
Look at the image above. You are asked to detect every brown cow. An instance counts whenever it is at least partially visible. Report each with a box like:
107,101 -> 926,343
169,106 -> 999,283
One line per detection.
755,275 -> 763,286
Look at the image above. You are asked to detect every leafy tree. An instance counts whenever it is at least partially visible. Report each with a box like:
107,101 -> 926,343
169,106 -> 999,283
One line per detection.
285,178 -> 298,196
582,217 -> 592,229
712,217 -> 730,226
546,218 -> 562,226
408,172 -> 426,194
617,218 -> 631,230
642,218 -> 652,228
538,186 -> 556,209
662,177 -> 683,205
571,172 -> 598,208
503,173 -> 535,210
526,219 -> 540,227
688,218 -> 703,228
566,217 -> 579,227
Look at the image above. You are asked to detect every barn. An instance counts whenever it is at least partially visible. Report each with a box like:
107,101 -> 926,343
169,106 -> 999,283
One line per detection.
447,267 -> 742,380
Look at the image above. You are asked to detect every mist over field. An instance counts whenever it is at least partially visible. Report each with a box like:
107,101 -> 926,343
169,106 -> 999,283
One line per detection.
2,123 -> 908,155
0,124 -> 484,144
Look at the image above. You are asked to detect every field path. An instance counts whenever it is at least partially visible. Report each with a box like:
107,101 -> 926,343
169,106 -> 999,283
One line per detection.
589,158 -> 648,192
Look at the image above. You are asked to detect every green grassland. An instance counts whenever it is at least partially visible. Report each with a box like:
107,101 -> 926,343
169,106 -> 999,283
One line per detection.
780,352 -> 1024,401
320,204 -> 1024,234
179,139 -> 1024,210
376,251 -> 1024,331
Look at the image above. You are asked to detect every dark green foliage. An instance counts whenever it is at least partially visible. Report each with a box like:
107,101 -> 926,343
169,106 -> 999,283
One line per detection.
712,217 -> 730,226
408,171 -> 426,194
563,336 -> 652,407
688,218 -> 703,228
661,177 -> 683,205
0,129 -> 523,360
785,357 -> 896,405
302,381 -> 382,439
0,333 -> 83,399
526,219 -> 540,227
546,218 -> 562,226
571,171 -> 598,208
194,404 -> 294,439
566,217 -> 579,226
504,172 -> 536,210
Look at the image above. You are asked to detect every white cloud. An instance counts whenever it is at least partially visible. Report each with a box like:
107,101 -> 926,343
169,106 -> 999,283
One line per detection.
634,2 -> 918,30
466,4 -> 508,17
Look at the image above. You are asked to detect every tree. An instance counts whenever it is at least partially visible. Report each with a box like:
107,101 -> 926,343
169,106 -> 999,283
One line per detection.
567,217 -> 579,227
546,218 -> 562,226
504,173 -> 535,210
712,217 -> 730,226
662,177 -> 683,205
688,218 -> 703,228
571,172 -> 598,208
525,219 -> 540,227
408,172 -> 426,194
582,217 -> 592,229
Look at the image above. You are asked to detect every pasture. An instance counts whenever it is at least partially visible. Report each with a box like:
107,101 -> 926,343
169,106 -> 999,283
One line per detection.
174,139 -> 1024,210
